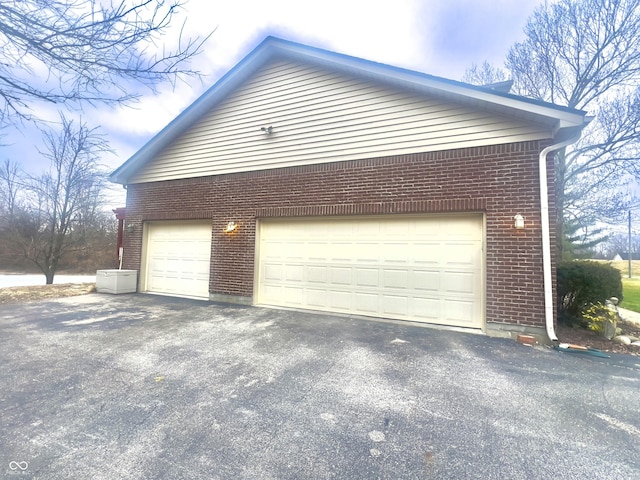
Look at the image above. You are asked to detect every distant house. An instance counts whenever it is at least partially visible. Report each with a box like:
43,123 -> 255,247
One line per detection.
612,253 -> 636,261
110,37 -> 589,342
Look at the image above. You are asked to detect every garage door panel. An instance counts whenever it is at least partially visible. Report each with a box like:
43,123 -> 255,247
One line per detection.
156,260 -> 206,278
381,242 -> 410,264
382,295 -> 408,316
257,215 -> 483,328
307,289 -> 327,307
413,270 -> 440,291
308,241 -> 330,258
355,222 -> 381,236
330,242 -> 353,258
411,297 -> 441,320
414,221 -> 440,236
443,271 -> 477,294
284,264 -> 304,282
263,263 -> 283,281
444,299 -> 476,325
330,290 -> 351,310
283,286 -> 304,305
330,267 -> 352,285
382,269 -> 409,289
356,268 -> 378,287
355,293 -> 379,313
354,242 -> 378,263
442,243 -> 481,265
413,242 -> 442,264
445,218 -> 481,237
308,266 -> 328,283
283,242 -> 305,259
143,222 -> 212,299
261,284 -> 281,301
164,259 -> 183,272
381,220 -> 409,236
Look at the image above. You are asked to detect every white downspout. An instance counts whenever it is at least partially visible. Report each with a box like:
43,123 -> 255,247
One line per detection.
539,131 -> 584,342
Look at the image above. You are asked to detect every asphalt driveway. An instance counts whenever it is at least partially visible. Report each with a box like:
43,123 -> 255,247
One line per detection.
1,294 -> 639,479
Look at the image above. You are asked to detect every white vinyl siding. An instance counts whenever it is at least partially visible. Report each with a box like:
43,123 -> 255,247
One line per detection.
256,215 -> 484,329
129,60 -> 551,183
141,222 -> 212,299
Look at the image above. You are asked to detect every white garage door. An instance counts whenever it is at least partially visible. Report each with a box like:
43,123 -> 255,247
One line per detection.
256,215 -> 483,328
142,222 -> 212,299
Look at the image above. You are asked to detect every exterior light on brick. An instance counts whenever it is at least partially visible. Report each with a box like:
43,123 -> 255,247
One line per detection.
225,221 -> 238,233
514,214 -> 525,229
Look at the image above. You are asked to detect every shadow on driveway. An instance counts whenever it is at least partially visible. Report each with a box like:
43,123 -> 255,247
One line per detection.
1,293 -> 639,479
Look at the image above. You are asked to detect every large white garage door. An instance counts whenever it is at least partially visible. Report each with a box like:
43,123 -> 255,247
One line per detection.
256,215 -> 483,328
142,222 -> 212,299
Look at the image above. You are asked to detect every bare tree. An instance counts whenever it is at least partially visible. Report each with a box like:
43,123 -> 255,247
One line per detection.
0,0 -> 211,127
461,61 -> 507,86
0,159 -> 20,217
0,159 -> 22,267
6,114 -> 111,283
463,0 -> 640,258
509,0 -> 640,256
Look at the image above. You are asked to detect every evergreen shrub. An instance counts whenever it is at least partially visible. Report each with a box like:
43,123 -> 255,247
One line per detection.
557,261 -> 622,324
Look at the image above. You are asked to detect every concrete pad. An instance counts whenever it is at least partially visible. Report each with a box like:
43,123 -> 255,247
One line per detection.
1,294 -> 639,479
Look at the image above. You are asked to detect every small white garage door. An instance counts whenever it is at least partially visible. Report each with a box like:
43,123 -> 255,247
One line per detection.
256,215 -> 483,328
142,222 -> 212,299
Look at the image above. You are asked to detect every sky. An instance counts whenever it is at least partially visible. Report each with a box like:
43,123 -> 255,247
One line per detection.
4,0 -> 543,210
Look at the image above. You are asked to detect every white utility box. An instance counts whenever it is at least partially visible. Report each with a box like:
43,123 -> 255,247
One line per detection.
96,269 -> 138,294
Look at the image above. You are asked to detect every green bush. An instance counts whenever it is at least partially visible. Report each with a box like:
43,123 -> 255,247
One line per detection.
557,261 -> 623,324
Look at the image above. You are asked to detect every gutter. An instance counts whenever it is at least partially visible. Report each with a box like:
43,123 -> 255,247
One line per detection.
539,126 -> 588,342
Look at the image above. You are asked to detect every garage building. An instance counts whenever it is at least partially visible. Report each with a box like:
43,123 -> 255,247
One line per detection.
110,37 -> 589,341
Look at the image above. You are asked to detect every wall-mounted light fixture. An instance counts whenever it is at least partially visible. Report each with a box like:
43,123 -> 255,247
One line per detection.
126,223 -> 135,233
260,126 -> 273,134
514,214 -> 525,229
224,221 -> 238,233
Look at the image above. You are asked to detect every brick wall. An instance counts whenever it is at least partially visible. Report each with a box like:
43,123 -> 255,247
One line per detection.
123,140 -> 556,328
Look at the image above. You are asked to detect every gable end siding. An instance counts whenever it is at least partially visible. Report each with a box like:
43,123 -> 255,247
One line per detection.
129,60 -> 552,183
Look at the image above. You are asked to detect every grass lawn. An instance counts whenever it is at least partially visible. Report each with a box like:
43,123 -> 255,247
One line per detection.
595,260 -> 640,313
621,277 -> 640,313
